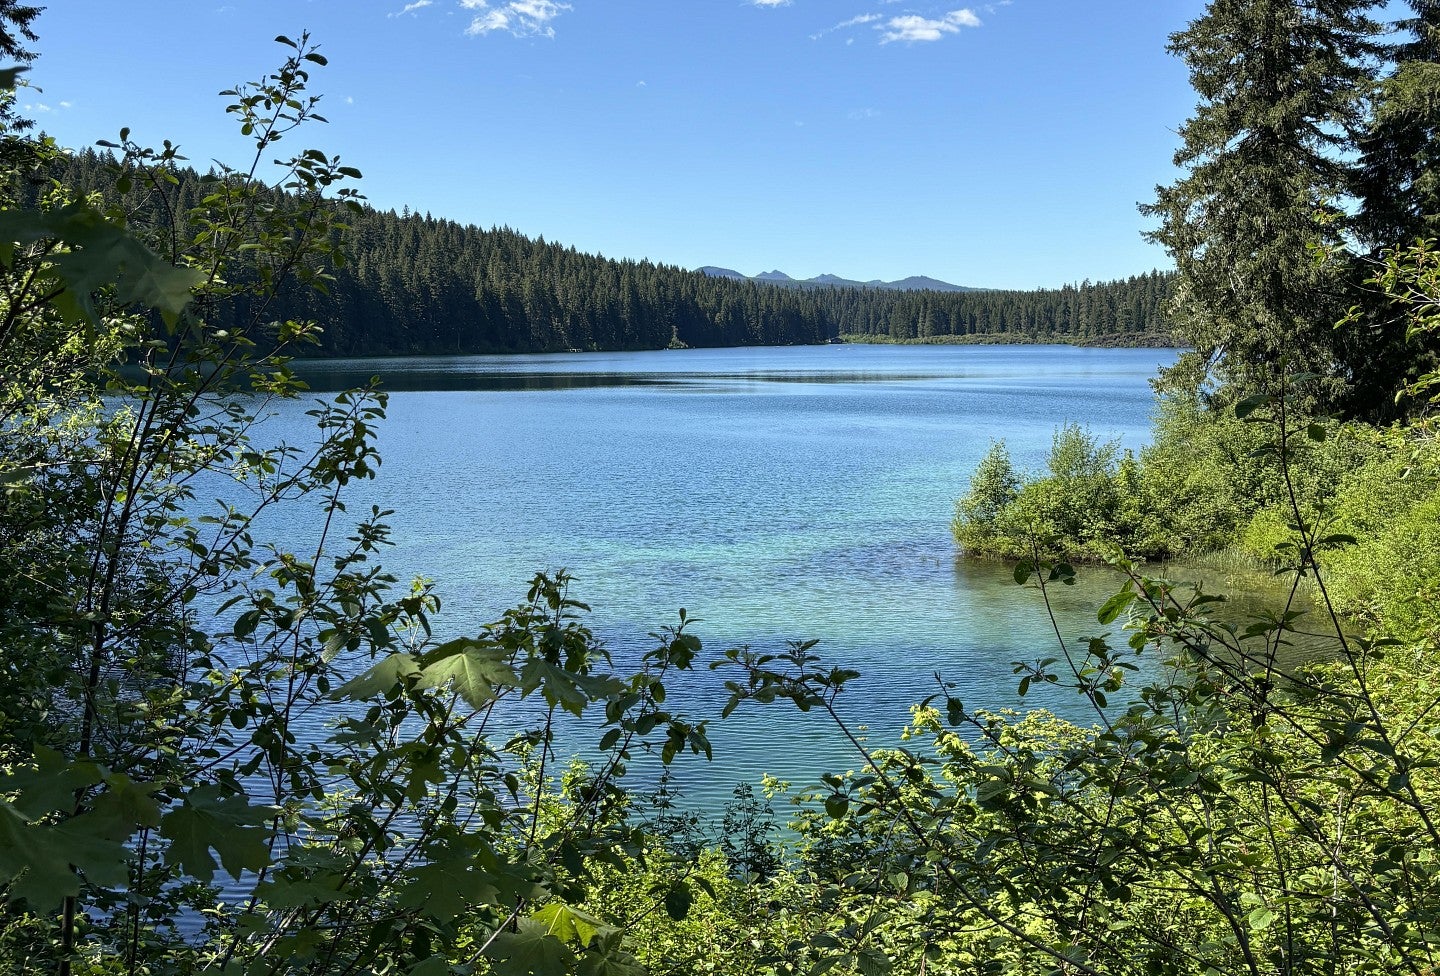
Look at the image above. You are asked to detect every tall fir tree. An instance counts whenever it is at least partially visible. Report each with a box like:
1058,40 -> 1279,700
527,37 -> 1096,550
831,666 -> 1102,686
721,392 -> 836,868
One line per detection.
1339,1 -> 1440,420
0,0 -> 39,66
1144,0 -> 1383,410
1353,1 -> 1440,247
0,2 -> 45,199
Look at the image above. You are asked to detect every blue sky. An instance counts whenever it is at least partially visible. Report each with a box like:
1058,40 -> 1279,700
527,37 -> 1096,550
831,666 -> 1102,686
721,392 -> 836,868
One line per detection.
24,1 -> 1205,289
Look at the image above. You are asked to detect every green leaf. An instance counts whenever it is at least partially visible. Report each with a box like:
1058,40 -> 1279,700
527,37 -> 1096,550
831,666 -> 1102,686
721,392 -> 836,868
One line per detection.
1234,393 -> 1272,419
0,67 -> 24,89
417,641 -> 517,708
531,902 -> 612,947
233,608 -> 261,640
112,251 -> 206,326
1246,906 -> 1278,932
663,880 -> 693,921
159,785 -> 274,882
0,807 -> 130,909
254,873 -> 354,910
1097,589 -> 1136,625
856,949 -> 894,976
485,918 -> 577,976
0,465 -> 36,486
0,747 -> 102,819
333,652 -> 422,700
396,858 -> 499,918
91,772 -> 164,834
520,658 -> 621,717
407,957 -> 451,976
51,816 -> 133,889
577,932 -> 648,976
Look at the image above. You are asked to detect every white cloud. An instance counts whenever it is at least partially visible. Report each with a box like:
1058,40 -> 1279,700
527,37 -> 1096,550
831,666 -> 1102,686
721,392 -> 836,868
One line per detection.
810,11 -> 880,40
750,0 -> 791,6
848,107 -> 880,119
878,8 -> 980,43
389,0 -> 434,16
58,100 -> 71,109
462,0 -> 571,38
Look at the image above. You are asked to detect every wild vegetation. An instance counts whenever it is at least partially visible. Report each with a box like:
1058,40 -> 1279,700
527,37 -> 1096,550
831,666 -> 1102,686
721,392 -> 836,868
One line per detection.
4,2 -> 1440,976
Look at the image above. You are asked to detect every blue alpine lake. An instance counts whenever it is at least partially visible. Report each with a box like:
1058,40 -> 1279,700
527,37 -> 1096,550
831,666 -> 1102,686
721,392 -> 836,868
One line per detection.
254,343 -> 1179,811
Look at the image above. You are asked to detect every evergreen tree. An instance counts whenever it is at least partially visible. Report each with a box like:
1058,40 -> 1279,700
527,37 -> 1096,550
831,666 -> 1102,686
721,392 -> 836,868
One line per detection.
0,0 -> 39,64
0,2 -> 43,150
1354,0 -> 1440,246
1143,0 -> 1383,409
1344,1 -> 1440,420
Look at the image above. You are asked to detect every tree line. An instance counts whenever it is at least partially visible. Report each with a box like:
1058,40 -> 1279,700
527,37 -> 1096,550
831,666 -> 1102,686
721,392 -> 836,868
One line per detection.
42,149 -> 1173,356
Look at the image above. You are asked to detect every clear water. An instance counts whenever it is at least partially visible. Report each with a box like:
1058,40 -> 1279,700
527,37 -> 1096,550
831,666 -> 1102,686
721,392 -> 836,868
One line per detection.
252,344 -> 1176,809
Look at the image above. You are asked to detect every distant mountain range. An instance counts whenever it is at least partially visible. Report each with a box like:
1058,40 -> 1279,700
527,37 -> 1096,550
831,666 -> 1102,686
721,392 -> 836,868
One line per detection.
697,267 -> 982,293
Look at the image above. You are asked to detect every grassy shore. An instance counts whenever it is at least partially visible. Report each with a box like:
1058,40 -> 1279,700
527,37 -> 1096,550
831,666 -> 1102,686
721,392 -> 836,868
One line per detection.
835,331 -> 1179,349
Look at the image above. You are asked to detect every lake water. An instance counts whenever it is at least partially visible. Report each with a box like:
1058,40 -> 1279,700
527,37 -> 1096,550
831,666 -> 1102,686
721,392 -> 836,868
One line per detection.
258,344 -> 1177,810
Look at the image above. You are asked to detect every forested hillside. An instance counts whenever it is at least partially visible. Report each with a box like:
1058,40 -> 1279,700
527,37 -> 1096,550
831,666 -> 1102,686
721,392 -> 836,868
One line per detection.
46,150 -> 1172,355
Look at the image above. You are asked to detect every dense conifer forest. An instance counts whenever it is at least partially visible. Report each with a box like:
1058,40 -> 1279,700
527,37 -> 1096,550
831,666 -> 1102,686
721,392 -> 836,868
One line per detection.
43,150 -> 1173,355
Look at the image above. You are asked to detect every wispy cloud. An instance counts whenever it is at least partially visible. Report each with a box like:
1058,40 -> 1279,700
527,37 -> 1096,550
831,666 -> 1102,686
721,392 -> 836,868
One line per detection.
389,0 -> 433,16
878,9 -> 981,43
812,7 -> 986,44
461,0 -> 571,38
809,11 -> 881,39
750,0 -> 792,6
848,107 -> 880,120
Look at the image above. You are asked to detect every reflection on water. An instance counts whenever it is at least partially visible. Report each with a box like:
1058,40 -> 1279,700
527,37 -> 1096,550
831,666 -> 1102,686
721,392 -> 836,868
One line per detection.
290,344 -> 1165,393
294,366 -> 964,392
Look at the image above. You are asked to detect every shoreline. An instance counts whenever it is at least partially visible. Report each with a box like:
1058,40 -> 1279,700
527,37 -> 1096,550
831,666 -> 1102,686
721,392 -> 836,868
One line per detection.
293,332 -> 1182,361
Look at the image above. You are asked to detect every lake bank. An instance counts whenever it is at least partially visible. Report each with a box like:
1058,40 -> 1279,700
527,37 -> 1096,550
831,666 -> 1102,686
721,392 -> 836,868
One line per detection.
835,332 -> 1180,349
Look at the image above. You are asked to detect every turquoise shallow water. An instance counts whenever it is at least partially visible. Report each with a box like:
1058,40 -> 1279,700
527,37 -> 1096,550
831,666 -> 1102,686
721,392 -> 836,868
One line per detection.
251,344 -> 1177,808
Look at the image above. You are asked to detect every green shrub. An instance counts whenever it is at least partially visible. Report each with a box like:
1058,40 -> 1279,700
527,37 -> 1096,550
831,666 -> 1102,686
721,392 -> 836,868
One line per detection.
951,440 -> 1021,555
954,425 -> 1141,561
1325,453 -> 1440,636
